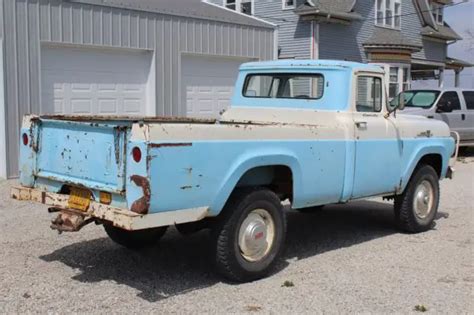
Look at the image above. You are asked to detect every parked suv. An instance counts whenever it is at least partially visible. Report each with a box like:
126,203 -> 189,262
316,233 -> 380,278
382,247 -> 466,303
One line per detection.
395,89 -> 474,147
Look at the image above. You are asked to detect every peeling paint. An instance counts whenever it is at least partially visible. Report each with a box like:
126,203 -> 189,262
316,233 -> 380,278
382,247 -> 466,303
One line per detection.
130,175 -> 150,215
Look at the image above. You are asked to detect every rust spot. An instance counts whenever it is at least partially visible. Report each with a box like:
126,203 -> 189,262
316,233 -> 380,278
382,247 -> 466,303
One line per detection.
149,142 -> 193,148
130,175 -> 150,215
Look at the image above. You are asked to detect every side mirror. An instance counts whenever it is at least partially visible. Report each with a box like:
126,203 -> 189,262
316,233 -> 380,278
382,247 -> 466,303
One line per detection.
436,101 -> 453,113
389,93 -> 405,112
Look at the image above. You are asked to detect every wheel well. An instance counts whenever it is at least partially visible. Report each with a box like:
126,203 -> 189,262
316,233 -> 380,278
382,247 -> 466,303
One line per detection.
417,154 -> 442,177
236,165 -> 293,200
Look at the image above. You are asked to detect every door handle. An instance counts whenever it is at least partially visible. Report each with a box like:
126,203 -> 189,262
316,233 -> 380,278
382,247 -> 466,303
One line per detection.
427,115 -> 434,119
355,121 -> 367,129
462,114 -> 466,120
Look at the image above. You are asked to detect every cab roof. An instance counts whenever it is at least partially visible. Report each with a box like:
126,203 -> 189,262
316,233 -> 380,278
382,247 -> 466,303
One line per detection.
240,59 -> 384,73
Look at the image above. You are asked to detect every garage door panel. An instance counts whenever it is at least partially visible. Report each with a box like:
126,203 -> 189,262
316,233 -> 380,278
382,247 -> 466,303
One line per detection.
182,56 -> 252,118
41,46 -> 152,116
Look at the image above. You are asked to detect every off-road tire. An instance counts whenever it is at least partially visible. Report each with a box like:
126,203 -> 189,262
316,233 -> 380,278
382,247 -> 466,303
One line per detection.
394,164 -> 440,233
212,188 -> 287,282
104,224 -> 168,249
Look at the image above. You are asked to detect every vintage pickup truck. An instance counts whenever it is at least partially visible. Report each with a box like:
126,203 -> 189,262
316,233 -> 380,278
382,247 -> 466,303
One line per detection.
12,60 -> 457,282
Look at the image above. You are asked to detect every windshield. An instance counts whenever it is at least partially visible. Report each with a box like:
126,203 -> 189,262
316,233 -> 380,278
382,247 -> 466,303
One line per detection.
399,90 -> 440,108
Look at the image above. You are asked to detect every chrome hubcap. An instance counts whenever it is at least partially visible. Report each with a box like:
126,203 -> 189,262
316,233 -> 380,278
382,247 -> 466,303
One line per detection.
238,209 -> 275,262
413,180 -> 434,219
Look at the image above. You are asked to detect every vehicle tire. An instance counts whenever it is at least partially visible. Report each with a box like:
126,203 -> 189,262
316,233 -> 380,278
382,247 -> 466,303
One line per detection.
394,164 -> 440,233
295,205 -> 325,213
211,187 -> 287,282
104,224 -> 168,249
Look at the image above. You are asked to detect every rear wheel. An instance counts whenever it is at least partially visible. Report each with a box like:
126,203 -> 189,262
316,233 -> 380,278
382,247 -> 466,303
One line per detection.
394,165 -> 439,233
212,188 -> 287,282
104,224 -> 168,249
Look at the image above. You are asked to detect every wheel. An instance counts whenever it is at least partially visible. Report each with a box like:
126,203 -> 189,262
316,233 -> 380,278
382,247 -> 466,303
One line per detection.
295,205 -> 324,213
104,224 -> 167,249
394,165 -> 440,233
211,188 -> 287,282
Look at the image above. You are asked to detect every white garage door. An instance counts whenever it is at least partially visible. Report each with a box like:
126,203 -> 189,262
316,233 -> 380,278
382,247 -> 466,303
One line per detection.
182,56 -> 250,118
41,46 -> 153,116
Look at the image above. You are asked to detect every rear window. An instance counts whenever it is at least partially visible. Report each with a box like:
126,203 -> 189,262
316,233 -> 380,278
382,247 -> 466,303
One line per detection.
243,73 -> 324,100
463,91 -> 474,110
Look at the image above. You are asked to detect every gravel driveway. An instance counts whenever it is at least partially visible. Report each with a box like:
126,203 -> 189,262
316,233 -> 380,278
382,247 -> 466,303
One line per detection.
1,157 -> 473,314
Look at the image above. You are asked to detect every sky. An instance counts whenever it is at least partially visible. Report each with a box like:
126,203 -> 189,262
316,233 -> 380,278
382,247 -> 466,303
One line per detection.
413,0 -> 474,88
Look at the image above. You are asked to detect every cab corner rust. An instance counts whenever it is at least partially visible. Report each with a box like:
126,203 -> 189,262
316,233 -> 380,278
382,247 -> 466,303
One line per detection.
130,175 -> 150,215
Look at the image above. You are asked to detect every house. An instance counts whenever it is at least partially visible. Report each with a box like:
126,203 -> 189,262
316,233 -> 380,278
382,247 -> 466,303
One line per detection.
210,0 -> 472,96
0,0 -> 276,179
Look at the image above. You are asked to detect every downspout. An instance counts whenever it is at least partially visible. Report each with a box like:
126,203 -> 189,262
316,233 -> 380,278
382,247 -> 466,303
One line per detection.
0,38 -> 7,179
273,26 -> 279,60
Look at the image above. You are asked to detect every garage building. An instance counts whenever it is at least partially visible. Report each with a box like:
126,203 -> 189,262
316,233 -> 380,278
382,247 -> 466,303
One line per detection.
0,0 -> 276,178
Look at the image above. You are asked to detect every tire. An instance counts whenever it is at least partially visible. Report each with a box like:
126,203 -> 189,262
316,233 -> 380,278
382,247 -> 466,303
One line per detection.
295,205 -> 325,213
211,188 -> 287,282
104,224 -> 168,249
394,164 -> 440,233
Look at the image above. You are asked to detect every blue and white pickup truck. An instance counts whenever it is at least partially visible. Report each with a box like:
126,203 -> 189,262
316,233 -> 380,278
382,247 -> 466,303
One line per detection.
12,60 -> 457,282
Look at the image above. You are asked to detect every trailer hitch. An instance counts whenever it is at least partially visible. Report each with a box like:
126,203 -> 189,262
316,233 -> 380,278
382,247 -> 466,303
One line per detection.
49,208 -> 95,233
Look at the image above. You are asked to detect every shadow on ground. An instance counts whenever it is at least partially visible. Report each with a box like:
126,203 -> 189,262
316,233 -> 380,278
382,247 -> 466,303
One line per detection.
40,199 -> 448,302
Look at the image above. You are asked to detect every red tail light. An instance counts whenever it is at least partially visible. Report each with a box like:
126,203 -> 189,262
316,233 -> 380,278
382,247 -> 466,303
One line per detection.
22,133 -> 29,146
132,147 -> 142,163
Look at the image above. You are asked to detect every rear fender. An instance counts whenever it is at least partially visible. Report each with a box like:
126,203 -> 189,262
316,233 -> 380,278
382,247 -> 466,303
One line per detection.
209,151 -> 302,215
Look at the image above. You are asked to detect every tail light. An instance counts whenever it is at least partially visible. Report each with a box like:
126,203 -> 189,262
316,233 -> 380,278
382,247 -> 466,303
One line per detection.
22,133 -> 29,146
132,147 -> 142,163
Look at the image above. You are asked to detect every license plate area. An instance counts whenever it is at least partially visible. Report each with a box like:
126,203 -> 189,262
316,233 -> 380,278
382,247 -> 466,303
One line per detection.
68,187 -> 92,211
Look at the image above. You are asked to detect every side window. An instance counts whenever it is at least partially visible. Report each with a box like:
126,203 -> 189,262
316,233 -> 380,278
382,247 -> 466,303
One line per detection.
438,92 -> 461,111
356,76 -> 382,112
462,91 -> 474,110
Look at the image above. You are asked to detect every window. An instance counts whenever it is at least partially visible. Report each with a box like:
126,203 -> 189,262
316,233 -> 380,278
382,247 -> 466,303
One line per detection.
431,2 -> 444,25
389,67 -> 399,99
376,0 -> 401,29
225,0 -> 253,15
396,90 -> 441,108
438,92 -> 461,111
402,68 -> 410,91
356,76 -> 382,112
462,91 -> 474,110
282,0 -> 295,10
243,73 -> 324,99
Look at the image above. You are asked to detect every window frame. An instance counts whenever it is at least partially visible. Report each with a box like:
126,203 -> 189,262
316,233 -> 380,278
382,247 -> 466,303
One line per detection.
431,2 -> 444,25
242,73 -> 325,100
225,0 -> 254,15
282,0 -> 296,10
355,75 -> 384,113
375,0 -> 402,29
462,91 -> 474,110
438,91 -> 462,111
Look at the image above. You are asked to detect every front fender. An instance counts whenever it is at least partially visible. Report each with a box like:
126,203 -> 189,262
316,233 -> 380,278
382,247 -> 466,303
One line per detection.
400,138 -> 454,192
209,150 -> 303,215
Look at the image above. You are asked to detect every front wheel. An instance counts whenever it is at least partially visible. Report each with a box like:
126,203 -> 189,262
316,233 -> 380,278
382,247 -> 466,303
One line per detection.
394,165 -> 440,233
212,188 -> 287,282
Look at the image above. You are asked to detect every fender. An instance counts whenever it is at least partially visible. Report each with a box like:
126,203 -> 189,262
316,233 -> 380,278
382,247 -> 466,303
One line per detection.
208,150 -> 303,215
400,138 -> 454,192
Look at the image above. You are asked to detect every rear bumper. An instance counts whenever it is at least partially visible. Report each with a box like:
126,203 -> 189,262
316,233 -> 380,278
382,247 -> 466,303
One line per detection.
10,186 -> 209,231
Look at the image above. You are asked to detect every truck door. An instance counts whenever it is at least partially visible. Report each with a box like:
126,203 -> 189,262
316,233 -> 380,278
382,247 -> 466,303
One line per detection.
434,91 -> 467,140
352,74 -> 403,198
461,91 -> 474,143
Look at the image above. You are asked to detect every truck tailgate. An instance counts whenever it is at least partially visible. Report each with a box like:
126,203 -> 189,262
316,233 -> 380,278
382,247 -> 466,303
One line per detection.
34,119 -> 128,193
